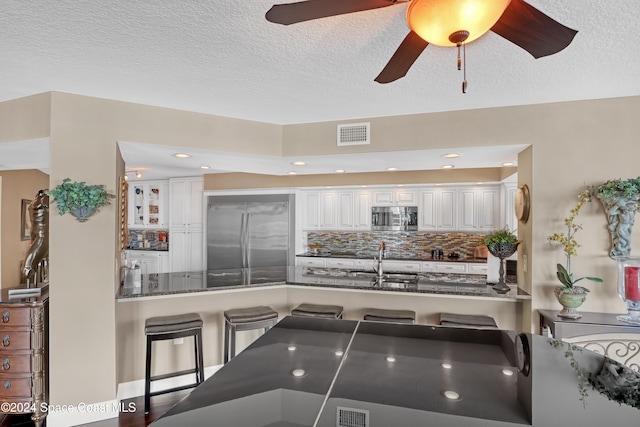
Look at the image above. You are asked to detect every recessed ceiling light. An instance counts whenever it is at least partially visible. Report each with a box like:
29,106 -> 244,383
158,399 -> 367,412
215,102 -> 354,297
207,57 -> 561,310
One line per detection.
387,167 -> 398,171
200,165 -> 210,169
502,369 -> 514,376
441,363 -> 452,369
174,153 -> 191,159
335,169 -> 345,173
291,369 -> 306,377
288,345 -> 297,351
443,391 -> 461,400
288,171 -> 297,175
386,356 -> 396,363
292,161 -> 306,166
335,350 -> 344,357
502,162 -> 514,166
443,153 -> 461,158
442,165 -> 455,169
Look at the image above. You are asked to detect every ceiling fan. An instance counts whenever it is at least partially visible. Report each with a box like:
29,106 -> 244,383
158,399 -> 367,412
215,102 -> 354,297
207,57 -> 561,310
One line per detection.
265,0 -> 577,87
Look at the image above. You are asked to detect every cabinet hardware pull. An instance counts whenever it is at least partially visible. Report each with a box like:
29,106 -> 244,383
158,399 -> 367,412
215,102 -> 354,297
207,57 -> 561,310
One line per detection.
2,311 -> 8,323
2,335 -> 9,347
2,358 -> 9,370
4,381 -> 10,390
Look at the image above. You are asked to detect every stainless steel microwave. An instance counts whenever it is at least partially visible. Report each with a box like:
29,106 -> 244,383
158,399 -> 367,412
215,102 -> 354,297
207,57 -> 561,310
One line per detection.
371,206 -> 418,231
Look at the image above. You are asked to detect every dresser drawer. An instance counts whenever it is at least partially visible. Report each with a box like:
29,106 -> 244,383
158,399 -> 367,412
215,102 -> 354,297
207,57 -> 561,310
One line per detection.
0,376 -> 31,399
0,351 -> 31,374
0,332 -> 31,350
0,308 -> 30,327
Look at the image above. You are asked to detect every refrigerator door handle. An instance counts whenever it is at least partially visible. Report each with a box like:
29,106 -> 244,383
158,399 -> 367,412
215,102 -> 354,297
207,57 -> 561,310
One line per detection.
240,212 -> 246,268
245,213 -> 252,268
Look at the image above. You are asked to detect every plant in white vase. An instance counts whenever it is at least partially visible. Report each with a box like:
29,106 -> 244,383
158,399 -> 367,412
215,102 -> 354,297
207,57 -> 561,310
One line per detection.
547,189 -> 603,318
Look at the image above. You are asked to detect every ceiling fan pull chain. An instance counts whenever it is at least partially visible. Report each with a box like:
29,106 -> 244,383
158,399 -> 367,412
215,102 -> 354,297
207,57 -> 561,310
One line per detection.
462,42 -> 468,94
457,44 -> 462,70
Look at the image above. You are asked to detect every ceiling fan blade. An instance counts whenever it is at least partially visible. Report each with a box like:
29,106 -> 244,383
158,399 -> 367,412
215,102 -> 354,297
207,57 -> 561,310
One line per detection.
491,0 -> 577,59
375,31 -> 429,84
266,0 -> 402,25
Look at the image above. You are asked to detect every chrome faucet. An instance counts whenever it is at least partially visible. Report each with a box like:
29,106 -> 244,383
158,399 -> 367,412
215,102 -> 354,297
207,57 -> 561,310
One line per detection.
374,241 -> 386,279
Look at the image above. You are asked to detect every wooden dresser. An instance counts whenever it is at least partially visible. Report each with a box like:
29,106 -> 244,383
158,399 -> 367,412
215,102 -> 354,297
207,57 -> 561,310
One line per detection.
0,286 -> 48,427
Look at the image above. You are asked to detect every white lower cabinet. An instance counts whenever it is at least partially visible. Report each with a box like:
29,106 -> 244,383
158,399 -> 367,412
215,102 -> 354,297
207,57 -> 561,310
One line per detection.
433,263 -> 468,274
468,263 -> 489,275
326,259 -> 355,269
170,272 -> 205,290
170,229 -> 204,272
296,257 -> 327,267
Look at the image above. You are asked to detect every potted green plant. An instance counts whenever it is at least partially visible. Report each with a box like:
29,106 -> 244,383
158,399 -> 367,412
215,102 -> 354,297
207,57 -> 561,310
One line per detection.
547,189 -> 603,318
594,177 -> 640,259
48,178 -> 115,222
483,228 -> 519,291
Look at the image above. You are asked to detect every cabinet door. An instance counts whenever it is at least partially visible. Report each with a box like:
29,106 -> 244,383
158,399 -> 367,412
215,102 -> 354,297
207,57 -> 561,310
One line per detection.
372,190 -> 393,206
302,191 -> 320,230
458,187 -> 478,230
318,191 -> 337,229
418,189 -> 437,230
503,183 -> 518,232
353,190 -> 371,230
394,189 -> 417,206
478,187 -> 500,231
383,260 -> 422,273
158,253 -> 170,273
187,229 -> 204,271
337,191 -> 354,229
170,229 -> 187,272
438,189 -> 457,231
296,257 -> 326,267
129,183 -> 146,228
188,178 -> 204,228
169,179 -> 188,228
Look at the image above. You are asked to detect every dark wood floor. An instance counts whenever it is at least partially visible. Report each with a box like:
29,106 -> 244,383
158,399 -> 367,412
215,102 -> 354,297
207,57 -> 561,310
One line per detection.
0,390 -> 189,427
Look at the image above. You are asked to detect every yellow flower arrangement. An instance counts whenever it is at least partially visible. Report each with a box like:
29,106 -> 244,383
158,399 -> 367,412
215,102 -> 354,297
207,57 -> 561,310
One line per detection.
547,190 -> 603,290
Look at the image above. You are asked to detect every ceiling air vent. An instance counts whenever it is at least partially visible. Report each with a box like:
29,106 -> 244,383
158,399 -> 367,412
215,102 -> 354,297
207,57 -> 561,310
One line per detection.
337,407 -> 369,427
337,122 -> 370,146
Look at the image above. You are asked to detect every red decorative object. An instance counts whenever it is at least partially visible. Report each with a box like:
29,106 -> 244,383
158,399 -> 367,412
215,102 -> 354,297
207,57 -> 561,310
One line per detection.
624,266 -> 640,302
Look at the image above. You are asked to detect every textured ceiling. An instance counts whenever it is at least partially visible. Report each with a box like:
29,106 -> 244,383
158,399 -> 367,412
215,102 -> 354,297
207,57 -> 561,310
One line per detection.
1,1 -> 639,178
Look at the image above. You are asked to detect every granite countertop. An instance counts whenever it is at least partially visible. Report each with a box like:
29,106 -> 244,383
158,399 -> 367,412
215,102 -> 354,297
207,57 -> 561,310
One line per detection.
117,266 -> 528,301
297,252 -> 487,263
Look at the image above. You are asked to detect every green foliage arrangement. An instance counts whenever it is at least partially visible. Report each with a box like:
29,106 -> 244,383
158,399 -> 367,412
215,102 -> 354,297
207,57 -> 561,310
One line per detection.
483,228 -> 518,251
547,189 -> 603,291
595,177 -> 640,202
47,178 -> 115,216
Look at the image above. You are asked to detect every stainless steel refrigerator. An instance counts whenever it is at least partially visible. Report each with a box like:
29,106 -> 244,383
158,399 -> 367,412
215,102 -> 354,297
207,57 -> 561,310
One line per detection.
206,194 -> 294,271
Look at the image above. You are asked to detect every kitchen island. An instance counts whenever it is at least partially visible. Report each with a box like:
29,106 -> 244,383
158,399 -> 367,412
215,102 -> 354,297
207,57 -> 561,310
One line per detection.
115,266 -> 529,393
150,316 -> 640,427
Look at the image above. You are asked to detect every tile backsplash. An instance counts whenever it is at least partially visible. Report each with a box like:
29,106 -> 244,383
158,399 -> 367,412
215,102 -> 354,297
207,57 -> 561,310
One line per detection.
127,229 -> 169,250
305,231 -> 487,259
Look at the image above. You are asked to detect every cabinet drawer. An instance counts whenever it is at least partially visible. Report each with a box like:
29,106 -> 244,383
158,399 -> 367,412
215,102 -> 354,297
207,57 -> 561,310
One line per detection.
0,352 -> 31,374
296,258 -> 326,268
468,264 -> 488,275
434,263 -> 467,274
325,259 -> 355,269
0,376 -> 31,399
354,259 -> 375,271
421,262 -> 435,272
384,260 -> 422,273
0,332 -> 30,350
0,308 -> 30,328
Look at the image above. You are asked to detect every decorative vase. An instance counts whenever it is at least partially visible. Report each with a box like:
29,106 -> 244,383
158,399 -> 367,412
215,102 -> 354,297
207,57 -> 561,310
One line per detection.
596,195 -> 640,259
615,257 -> 640,325
487,242 -> 519,292
554,287 -> 587,319
70,206 -> 97,222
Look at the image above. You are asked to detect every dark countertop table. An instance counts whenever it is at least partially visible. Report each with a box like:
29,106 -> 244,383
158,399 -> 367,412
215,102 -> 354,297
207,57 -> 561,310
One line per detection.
150,316 -> 640,426
117,266 -> 529,301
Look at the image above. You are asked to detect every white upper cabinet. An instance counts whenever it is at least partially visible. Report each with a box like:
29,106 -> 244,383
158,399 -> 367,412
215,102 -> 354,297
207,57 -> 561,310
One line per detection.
437,188 -> 457,231
457,187 -> 478,231
372,188 -> 417,206
478,187 -> 500,230
128,180 -> 169,229
169,177 -> 204,229
302,189 -> 371,231
418,189 -> 437,230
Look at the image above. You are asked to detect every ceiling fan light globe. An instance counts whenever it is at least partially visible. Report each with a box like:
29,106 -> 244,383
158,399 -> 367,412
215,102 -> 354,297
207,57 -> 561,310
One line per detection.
407,0 -> 511,46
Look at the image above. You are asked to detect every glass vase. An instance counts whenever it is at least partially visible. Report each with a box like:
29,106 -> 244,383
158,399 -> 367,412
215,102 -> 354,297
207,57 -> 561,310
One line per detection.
616,257 -> 640,325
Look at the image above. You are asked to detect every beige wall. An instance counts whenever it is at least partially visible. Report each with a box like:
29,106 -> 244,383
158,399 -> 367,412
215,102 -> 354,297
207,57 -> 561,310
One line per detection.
0,170 -> 50,287
1,92 -> 639,422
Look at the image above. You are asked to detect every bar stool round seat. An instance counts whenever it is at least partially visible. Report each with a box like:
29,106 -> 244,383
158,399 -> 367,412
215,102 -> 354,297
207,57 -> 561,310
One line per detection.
291,303 -> 343,319
224,306 -> 278,364
144,312 -> 204,414
439,312 -> 498,329
363,308 -> 416,324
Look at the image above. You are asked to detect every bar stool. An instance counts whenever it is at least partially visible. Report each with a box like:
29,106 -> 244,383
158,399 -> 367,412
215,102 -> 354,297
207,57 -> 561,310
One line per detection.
144,313 -> 204,414
224,306 -> 278,364
363,308 -> 416,324
291,303 -> 343,319
438,312 -> 498,329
